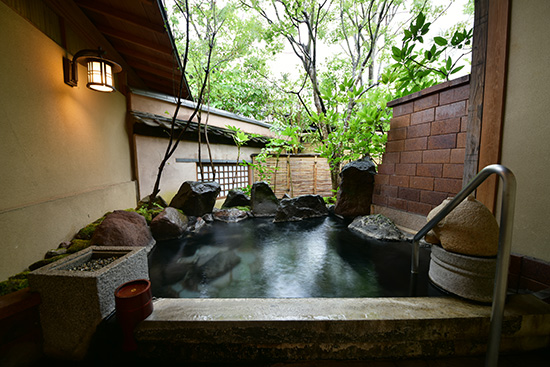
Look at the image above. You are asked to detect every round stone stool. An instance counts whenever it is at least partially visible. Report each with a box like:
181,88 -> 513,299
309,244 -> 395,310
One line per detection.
429,245 -> 497,303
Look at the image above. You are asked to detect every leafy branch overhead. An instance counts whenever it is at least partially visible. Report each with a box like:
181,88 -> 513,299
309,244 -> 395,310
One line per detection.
386,11 -> 473,96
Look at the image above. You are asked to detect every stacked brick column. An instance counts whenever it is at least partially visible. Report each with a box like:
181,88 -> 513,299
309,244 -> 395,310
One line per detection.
373,76 -> 470,217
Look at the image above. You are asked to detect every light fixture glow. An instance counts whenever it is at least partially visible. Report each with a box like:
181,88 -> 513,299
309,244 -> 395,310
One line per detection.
87,59 -> 115,92
63,48 -> 122,93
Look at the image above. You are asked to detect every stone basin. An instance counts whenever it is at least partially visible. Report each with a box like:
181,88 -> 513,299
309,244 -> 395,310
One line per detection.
28,246 -> 149,360
429,244 -> 497,303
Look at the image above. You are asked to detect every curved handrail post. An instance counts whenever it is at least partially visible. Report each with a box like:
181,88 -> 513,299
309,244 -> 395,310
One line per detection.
485,165 -> 516,367
409,164 -> 516,367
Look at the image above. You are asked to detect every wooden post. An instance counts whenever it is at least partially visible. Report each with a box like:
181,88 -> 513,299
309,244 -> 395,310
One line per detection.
476,0 -> 510,212
463,0 -> 489,186
287,155 -> 293,197
463,0 -> 509,213
313,156 -> 318,194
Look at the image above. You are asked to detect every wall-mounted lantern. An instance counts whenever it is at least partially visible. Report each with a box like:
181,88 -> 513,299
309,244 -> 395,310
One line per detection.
63,48 -> 122,93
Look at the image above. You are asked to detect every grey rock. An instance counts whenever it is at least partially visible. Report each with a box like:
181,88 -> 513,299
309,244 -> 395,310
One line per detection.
250,181 -> 279,217
186,216 -> 206,233
221,189 -> 251,208
91,210 -> 153,247
334,157 -> 376,218
45,248 -> 68,259
169,181 -> 221,217
213,208 -> 249,223
58,241 -> 72,249
202,213 -> 214,222
165,246 -> 241,290
200,250 -> 241,281
274,195 -> 329,222
348,214 -> 404,241
150,207 -> 189,241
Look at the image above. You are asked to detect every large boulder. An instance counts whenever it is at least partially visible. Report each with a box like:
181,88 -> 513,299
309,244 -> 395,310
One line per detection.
427,195 -> 499,257
334,157 -> 376,218
348,214 -> 404,241
250,182 -> 279,217
150,207 -> 189,241
169,181 -> 221,217
221,189 -> 251,208
91,210 -> 153,247
274,195 -> 329,222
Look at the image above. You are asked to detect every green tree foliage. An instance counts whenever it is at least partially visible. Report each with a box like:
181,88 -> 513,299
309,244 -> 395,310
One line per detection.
241,0 -> 402,190
171,0 -> 297,121
166,0 -> 472,192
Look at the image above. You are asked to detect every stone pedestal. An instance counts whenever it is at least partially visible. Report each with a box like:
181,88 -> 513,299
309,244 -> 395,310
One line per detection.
429,245 -> 496,303
28,246 -> 149,360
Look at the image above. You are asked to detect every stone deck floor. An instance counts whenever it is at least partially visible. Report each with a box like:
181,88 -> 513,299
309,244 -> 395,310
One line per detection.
35,349 -> 550,367
21,295 -> 550,367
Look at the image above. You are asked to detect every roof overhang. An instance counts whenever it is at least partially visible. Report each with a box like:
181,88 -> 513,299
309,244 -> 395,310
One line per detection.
45,0 -> 192,99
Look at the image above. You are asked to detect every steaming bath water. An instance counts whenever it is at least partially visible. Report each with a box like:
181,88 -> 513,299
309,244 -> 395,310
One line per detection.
148,216 -> 444,298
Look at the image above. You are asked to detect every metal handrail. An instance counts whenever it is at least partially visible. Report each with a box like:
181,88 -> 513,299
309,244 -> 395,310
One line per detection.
410,164 -> 516,367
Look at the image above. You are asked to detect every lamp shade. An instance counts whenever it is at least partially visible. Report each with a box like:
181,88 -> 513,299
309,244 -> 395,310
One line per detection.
86,57 -> 122,93
63,48 -> 122,92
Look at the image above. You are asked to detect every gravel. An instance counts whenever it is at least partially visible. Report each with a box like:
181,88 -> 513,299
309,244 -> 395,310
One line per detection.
68,256 -> 120,272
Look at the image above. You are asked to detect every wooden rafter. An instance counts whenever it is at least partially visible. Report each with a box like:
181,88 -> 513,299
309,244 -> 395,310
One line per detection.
74,0 -> 166,34
132,62 -> 181,80
117,46 -> 178,71
97,25 -> 173,55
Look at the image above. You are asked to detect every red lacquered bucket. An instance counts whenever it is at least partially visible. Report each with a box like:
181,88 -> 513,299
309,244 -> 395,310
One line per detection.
114,279 -> 153,352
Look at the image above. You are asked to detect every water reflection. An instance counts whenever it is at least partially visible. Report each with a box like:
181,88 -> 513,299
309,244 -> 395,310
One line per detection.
148,216 -> 441,298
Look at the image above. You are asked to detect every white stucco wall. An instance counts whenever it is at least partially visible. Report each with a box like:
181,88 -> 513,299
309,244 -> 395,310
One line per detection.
0,2 -> 137,280
134,135 -> 261,203
500,0 -> 550,262
129,91 -> 272,203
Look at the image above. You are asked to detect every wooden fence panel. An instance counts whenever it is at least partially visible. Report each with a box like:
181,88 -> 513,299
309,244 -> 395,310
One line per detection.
251,154 -> 333,198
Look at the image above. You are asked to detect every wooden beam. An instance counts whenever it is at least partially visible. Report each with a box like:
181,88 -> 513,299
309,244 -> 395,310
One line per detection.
97,25 -> 173,55
476,0 -> 510,212
74,0 -> 166,34
463,0 -> 489,186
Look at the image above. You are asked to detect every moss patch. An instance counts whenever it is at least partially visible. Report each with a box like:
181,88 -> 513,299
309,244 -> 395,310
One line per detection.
128,205 -> 164,225
0,271 -> 30,297
74,214 -> 109,240
223,205 -> 251,211
67,239 -> 91,254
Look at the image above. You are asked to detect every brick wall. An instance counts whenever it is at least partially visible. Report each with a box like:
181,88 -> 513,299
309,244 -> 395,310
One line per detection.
373,76 -> 470,217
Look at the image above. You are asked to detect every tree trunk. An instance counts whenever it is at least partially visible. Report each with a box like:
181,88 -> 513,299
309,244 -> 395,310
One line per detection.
329,159 -> 341,193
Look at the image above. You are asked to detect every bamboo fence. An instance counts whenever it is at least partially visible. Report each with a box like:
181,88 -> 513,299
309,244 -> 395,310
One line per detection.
251,154 -> 333,198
